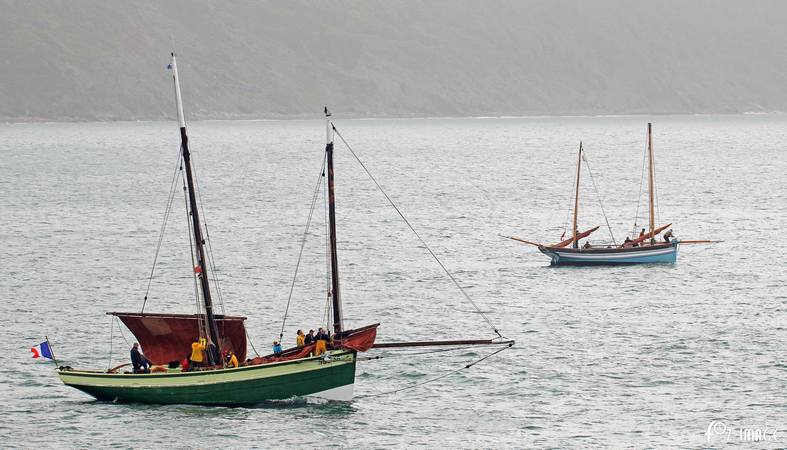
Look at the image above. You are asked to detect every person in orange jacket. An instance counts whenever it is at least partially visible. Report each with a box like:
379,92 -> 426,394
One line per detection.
224,350 -> 239,368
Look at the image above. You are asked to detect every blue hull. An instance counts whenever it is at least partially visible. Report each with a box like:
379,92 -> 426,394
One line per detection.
540,242 -> 678,266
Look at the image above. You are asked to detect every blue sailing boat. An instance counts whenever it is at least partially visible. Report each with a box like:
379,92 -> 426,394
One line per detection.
510,123 -> 687,266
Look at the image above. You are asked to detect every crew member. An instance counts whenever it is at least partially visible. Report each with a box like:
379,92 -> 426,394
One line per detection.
622,236 -> 633,248
190,337 -> 206,369
663,229 -> 673,242
225,350 -> 239,368
130,343 -> 151,374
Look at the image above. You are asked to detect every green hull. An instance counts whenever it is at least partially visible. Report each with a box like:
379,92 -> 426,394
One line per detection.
58,350 -> 357,405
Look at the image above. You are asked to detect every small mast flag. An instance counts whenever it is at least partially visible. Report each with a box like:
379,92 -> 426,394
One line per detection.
31,340 -> 54,360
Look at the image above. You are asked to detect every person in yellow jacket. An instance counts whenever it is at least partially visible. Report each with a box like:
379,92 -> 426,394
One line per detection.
190,337 -> 206,368
314,338 -> 327,356
314,327 -> 330,356
296,329 -> 305,347
224,350 -> 239,368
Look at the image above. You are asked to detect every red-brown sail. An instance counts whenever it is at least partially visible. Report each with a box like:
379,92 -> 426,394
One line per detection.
625,223 -> 672,247
335,323 -> 379,352
110,312 -> 247,365
551,226 -> 600,248
247,324 -> 379,366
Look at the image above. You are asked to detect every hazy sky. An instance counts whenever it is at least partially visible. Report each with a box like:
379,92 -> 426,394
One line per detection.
2,0 -> 786,121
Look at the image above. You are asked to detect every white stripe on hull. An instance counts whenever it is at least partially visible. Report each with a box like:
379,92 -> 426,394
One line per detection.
554,247 -> 675,260
307,382 -> 354,401
540,243 -> 679,264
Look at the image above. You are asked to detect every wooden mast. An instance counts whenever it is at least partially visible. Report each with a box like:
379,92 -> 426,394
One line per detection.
572,141 -> 583,249
170,53 -> 221,363
647,123 -> 655,245
325,107 -> 344,335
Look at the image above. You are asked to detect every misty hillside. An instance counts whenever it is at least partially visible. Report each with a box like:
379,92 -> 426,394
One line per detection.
2,0 -> 787,121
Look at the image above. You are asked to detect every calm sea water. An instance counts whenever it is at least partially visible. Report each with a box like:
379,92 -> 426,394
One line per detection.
1,116 -> 785,448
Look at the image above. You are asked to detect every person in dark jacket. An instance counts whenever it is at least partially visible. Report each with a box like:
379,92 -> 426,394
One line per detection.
130,343 -> 151,374
304,329 -> 315,345
316,327 -> 329,342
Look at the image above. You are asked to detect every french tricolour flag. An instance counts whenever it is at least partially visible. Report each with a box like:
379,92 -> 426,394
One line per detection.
31,341 -> 54,360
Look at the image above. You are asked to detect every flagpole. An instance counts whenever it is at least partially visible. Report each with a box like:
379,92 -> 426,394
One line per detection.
45,336 -> 59,367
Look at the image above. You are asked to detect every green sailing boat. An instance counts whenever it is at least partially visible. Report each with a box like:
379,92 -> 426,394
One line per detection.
56,53 -> 379,404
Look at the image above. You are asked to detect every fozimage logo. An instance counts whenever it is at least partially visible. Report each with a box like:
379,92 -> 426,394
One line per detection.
706,421 -> 778,443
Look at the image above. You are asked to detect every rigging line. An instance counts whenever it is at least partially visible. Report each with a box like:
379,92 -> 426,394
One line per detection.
190,151 -> 224,313
141,149 -> 184,313
181,157 -> 205,337
203,226 -> 226,315
322,172 -> 332,334
278,152 -> 328,339
652,147 -> 661,231
332,124 -> 503,338
190,151 -> 226,315
562,147 -> 581,237
323,164 -> 332,332
107,315 -> 115,370
582,154 -> 617,245
365,345 -> 493,359
632,133 -> 648,237
115,316 -> 131,348
356,343 -> 513,398
648,127 -> 660,230
246,330 -> 261,358
323,290 -> 332,333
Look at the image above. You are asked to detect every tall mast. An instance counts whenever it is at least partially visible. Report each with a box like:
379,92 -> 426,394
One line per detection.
170,53 -> 221,362
325,107 -> 344,335
647,123 -> 655,244
572,141 -> 583,249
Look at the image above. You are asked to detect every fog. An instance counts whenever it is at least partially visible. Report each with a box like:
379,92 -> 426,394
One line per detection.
2,0 -> 786,121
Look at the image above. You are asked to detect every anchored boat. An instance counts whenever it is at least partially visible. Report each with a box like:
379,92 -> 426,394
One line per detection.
508,123 -> 716,265
57,53 -> 378,404
537,240 -> 678,265
57,53 -> 512,405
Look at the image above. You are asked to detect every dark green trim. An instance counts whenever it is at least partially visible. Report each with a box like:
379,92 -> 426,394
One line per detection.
62,354 -> 356,405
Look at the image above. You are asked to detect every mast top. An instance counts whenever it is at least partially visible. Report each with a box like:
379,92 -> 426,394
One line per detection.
325,107 -> 334,145
169,53 -> 186,129
572,140 -> 583,249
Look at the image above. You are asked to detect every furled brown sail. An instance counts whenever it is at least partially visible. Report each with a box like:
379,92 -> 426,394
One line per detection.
109,312 -> 247,365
